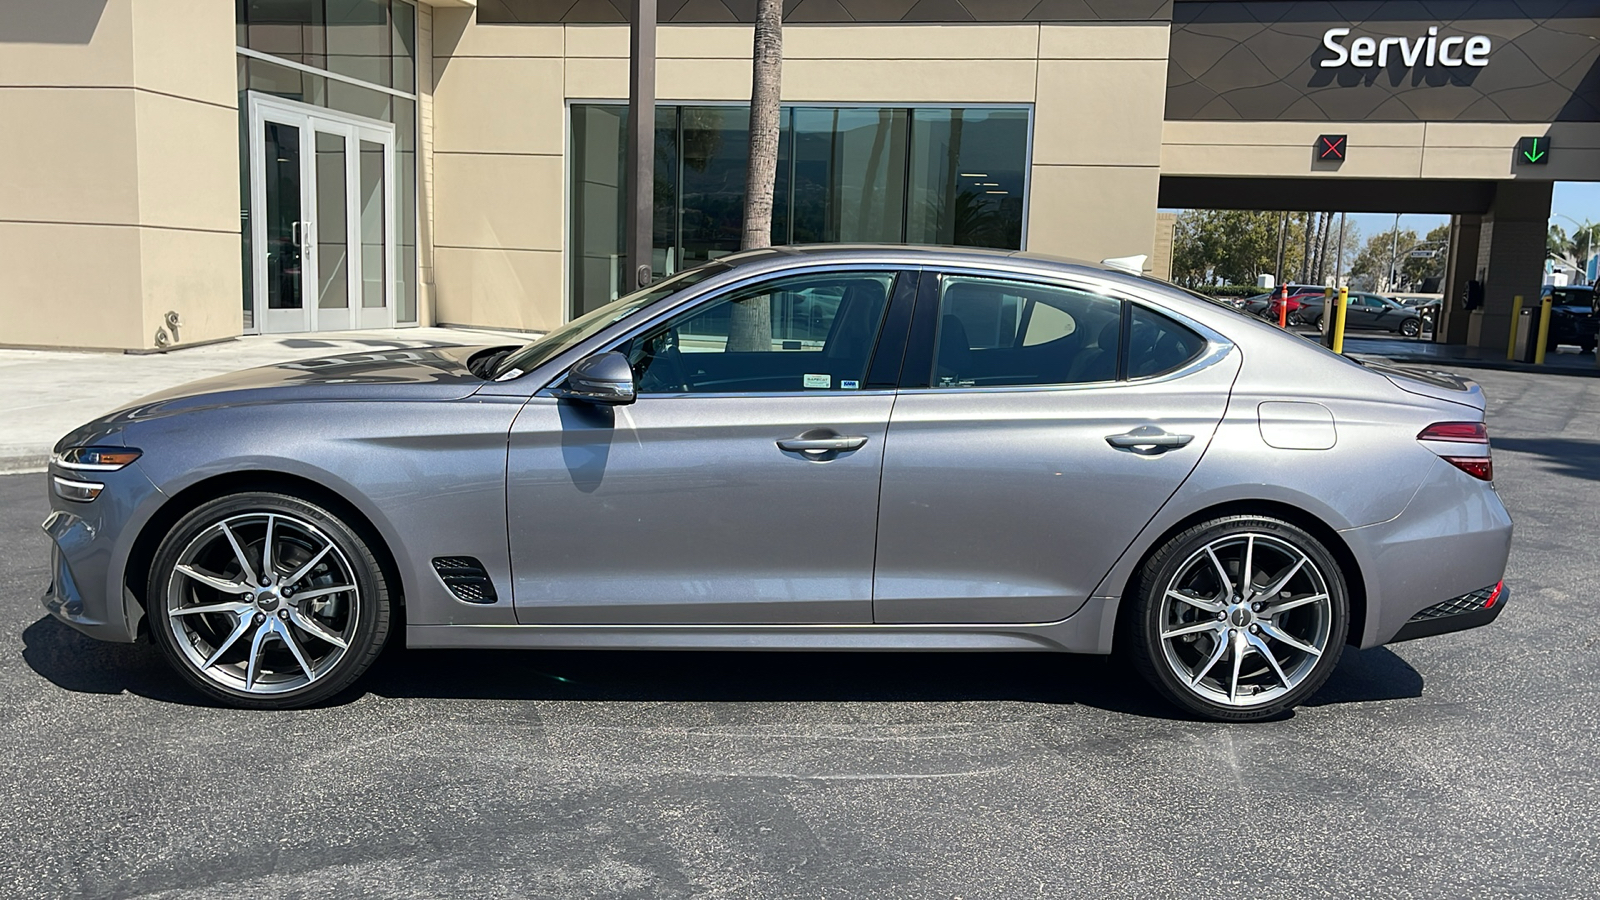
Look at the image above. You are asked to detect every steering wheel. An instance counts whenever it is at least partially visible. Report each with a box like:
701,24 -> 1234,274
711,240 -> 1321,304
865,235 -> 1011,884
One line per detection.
633,327 -> 690,393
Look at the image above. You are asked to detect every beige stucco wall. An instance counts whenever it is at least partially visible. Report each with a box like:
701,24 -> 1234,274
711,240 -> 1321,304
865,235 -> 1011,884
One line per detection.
429,14 -> 1171,331
1163,120 -> 1600,182
0,0 -> 240,351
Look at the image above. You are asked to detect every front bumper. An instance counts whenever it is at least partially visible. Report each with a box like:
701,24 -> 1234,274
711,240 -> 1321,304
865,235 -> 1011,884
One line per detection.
1389,583 -> 1509,643
39,463 -> 164,644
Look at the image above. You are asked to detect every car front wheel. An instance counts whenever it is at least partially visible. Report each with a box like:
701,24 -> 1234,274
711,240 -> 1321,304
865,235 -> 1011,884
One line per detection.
146,491 -> 392,709
1400,318 -> 1421,337
1125,515 -> 1349,721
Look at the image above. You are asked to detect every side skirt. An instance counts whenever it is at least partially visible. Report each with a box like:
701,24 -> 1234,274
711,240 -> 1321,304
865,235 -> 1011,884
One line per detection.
405,597 -> 1122,654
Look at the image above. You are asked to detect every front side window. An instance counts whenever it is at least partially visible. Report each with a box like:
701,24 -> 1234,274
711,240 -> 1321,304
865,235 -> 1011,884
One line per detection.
931,276 -> 1123,387
620,271 -> 896,394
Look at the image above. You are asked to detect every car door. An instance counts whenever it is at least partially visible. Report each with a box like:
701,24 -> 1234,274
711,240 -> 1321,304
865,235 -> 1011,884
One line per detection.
506,268 -> 916,625
872,271 -> 1239,625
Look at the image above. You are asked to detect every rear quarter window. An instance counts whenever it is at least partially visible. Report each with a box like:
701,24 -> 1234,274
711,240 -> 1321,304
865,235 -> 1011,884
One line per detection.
1127,306 -> 1205,379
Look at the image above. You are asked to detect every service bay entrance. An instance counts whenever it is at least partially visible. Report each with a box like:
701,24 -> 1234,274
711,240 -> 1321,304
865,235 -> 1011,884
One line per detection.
248,94 -> 397,334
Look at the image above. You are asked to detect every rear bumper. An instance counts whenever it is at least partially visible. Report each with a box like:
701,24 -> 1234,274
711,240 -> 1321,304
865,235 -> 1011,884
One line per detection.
1389,583 -> 1508,643
1342,458 -> 1513,648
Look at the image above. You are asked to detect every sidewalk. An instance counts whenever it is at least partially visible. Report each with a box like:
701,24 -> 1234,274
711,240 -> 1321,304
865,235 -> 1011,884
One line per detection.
0,327 -> 529,474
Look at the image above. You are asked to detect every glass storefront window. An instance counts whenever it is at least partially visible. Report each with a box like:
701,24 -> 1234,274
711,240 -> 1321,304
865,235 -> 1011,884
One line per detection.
906,108 -> 1028,249
569,104 -> 1031,317
237,1 -> 417,327
238,0 -> 415,92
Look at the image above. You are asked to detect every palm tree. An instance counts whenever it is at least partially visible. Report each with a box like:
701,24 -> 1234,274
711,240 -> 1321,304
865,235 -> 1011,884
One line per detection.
728,0 -> 782,352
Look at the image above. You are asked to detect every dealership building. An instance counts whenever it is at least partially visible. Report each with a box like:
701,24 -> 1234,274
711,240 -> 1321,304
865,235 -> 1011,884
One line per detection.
2,0 -> 1596,352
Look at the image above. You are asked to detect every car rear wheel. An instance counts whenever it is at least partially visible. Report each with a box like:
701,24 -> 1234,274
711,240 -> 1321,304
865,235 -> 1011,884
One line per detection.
146,492 -> 391,709
1310,314 -> 1324,330
1125,515 -> 1349,722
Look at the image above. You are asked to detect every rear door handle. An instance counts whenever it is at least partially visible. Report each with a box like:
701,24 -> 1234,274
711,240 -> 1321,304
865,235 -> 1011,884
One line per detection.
1106,426 -> 1193,454
777,434 -> 868,454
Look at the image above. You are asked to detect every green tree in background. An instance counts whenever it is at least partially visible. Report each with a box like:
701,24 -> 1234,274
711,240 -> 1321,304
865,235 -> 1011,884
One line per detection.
1171,210 -> 1298,288
1348,223 -> 1448,292
1549,221 -> 1600,271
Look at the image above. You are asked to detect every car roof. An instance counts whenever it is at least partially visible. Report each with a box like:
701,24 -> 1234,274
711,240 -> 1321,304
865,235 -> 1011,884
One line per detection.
713,243 -> 1113,276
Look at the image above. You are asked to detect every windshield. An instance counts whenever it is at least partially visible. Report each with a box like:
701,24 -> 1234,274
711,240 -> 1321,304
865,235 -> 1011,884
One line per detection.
491,264 -> 727,380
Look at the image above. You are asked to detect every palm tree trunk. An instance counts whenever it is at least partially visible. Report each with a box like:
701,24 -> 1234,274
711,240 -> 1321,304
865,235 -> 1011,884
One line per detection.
729,0 -> 782,351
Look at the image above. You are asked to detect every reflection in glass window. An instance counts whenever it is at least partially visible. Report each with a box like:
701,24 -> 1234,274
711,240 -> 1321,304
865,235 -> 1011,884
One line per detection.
621,272 -> 896,394
238,0 -> 417,92
568,104 -> 1031,318
932,276 -> 1122,388
907,109 -> 1028,249
1127,305 -> 1205,379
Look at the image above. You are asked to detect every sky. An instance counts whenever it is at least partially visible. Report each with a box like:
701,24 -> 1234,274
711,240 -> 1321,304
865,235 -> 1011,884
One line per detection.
1342,182 -> 1597,245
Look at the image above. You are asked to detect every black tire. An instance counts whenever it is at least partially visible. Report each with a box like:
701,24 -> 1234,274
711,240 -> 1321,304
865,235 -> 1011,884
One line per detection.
1310,314 -> 1324,330
1400,318 -> 1421,337
1124,515 -> 1349,722
146,491 -> 392,709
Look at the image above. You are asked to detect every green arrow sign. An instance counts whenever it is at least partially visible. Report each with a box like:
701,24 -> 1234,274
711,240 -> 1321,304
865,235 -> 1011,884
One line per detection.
1519,136 -> 1550,164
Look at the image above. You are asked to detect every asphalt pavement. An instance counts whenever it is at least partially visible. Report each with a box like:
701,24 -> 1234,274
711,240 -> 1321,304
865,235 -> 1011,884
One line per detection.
2,366 -> 1597,899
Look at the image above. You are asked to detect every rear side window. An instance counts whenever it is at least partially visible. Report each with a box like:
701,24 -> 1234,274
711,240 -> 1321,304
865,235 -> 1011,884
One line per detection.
932,276 -> 1123,387
1127,305 -> 1204,379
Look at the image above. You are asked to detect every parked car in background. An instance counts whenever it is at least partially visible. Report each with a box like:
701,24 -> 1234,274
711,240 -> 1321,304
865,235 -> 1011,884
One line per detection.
1296,291 -> 1423,337
1540,285 -> 1598,353
1241,286 -> 1325,321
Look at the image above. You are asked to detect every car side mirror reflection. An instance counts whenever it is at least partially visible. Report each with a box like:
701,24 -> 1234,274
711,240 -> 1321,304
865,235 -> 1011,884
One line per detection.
552,351 -> 636,405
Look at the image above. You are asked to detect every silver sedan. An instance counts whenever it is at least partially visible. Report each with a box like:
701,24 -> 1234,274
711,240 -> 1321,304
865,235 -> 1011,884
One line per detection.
42,246 -> 1512,721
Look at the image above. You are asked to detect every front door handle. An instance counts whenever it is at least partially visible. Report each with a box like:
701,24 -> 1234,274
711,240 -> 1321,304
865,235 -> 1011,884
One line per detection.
777,433 -> 869,455
1106,426 -> 1193,454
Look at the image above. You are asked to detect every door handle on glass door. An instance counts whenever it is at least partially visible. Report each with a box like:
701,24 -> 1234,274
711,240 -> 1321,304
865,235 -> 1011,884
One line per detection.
1105,427 -> 1193,454
777,434 -> 868,455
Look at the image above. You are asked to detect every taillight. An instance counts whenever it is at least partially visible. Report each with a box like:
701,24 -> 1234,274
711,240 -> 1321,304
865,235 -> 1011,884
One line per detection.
1418,421 -> 1492,481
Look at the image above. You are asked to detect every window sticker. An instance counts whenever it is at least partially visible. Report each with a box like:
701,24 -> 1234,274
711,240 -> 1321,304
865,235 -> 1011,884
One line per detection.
803,373 -> 832,389
841,380 -> 860,390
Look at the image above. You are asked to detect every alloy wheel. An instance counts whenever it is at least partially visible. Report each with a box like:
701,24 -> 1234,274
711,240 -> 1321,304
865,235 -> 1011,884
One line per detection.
1156,532 -> 1334,709
163,512 -> 361,695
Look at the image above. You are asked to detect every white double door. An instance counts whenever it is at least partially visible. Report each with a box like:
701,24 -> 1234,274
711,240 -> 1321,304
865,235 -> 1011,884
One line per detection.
249,94 -> 397,333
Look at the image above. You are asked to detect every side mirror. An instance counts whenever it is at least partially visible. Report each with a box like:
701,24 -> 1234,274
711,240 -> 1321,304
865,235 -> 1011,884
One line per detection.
552,351 -> 636,405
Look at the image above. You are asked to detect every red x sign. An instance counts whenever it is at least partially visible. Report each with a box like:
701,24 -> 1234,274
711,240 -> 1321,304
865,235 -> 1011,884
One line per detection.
1318,134 -> 1348,161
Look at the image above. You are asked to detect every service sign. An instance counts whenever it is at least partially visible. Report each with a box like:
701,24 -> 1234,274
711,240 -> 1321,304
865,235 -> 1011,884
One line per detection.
1167,1 -> 1600,122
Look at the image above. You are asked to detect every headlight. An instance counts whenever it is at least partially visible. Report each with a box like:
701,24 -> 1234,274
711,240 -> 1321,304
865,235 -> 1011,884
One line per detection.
52,447 -> 142,471
50,447 -> 141,503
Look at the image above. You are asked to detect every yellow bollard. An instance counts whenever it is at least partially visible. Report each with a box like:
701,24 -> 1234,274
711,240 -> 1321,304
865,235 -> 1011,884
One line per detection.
1506,295 -> 1524,360
1332,285 -> 1350,354
1534,296 -> 1553,365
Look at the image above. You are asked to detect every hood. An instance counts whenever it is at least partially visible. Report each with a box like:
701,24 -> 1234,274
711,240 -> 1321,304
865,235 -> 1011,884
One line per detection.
111,344 -> 499,421
1357,358 -> 1485,413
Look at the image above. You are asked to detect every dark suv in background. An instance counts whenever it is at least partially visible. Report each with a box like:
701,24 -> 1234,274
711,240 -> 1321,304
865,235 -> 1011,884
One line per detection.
1541,285 -> 1598,353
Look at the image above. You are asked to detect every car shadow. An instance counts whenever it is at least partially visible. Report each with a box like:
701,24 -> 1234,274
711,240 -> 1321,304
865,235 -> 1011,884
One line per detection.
1489,436 -> 1600,484
22,615 -> 1422,720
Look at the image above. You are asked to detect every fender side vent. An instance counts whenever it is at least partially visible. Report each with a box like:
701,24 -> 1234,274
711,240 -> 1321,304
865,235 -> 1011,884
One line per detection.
431,556 -> 498,604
